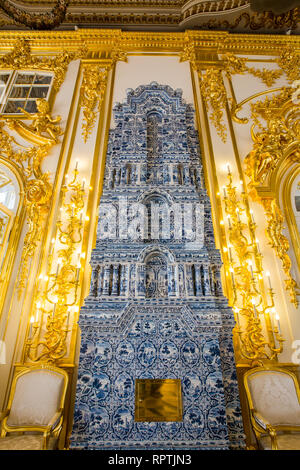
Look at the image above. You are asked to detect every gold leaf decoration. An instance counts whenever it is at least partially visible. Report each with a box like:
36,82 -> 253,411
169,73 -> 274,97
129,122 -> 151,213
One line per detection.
80,65 -> 109,143
200,68 -> 227,143
223,52 -> 283,87
244,87 -> 300,306
0,101 -> 62,295
0,39 -> 85,92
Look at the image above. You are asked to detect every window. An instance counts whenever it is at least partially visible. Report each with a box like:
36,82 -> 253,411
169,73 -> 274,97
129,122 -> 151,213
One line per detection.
0,72 -> 11,105
0,71 -> 53,115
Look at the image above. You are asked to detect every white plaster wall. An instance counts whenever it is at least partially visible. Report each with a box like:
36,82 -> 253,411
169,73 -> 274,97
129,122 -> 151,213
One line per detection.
111,55 -> 195,127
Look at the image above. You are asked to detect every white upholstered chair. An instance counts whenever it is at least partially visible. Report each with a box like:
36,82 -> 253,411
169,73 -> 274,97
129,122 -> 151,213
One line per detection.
0,364 -> 68,450
244,366 -> 300,450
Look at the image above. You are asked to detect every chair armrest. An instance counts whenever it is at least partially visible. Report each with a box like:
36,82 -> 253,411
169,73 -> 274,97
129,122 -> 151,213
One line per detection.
47,409 -> 63,431
252,410 -> 270,431
252,410 -> 279,450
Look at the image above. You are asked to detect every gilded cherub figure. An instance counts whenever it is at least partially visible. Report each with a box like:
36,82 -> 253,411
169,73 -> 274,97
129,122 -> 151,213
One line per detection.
18,98 -> 62,143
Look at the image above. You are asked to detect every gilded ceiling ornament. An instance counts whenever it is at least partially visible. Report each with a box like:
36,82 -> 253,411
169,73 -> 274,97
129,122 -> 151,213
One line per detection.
244,88 -> 300,306
200,68 -> 227,143
223,52 -> 283,87
0,0 -> 68,30
198,8 -> 299,31
0,39 -> 85,93
0,105 -> 62,295
249,0 -> 300,15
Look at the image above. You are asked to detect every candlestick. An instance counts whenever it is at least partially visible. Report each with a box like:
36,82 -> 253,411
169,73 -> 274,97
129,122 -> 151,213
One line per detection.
227,215 -> 232,229
75,160 -> 79,171
252,298 -> 257,318
222,186 -> 227,198
29,316 -> 34,337
229,267 -> 235,287
248,260 -> 254,279
249,209 -> 255,224
228,246 -> 233,262
266,271 -> 272,289
236,209 -> 241,222
53,300 -> 57,318
275,313 -> 281,334
256,239 -> 261,254
234,307 -> 240,328
82,179 -> 86,191
227,163 -> 231,175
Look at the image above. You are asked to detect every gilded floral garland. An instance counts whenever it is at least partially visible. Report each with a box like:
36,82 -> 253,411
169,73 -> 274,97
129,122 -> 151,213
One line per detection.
222,52 -> 283,87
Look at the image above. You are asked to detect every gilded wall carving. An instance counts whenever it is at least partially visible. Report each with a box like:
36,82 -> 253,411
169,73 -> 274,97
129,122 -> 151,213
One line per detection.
0,101 -> 62,294
244,88 -> 300,306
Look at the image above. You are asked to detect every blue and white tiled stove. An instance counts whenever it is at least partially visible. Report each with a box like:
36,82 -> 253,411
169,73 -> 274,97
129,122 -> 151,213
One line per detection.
70,83 -> 245,450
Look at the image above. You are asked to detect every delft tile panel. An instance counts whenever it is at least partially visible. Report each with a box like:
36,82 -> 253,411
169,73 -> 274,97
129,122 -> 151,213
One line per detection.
70,83 -> 245,450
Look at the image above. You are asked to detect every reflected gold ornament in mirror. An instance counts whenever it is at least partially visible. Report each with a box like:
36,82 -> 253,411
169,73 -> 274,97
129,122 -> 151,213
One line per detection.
135,379 -> 182,422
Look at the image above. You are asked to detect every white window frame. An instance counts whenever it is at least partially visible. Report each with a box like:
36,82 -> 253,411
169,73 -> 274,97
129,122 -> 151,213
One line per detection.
0,70 -> 53,115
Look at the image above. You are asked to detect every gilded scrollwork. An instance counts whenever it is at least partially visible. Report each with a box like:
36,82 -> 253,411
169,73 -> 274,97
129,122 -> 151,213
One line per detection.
244,87 -> 300,306
9,98 -> 63,145
80,65 -> 109,143
262,198 -> 299,306
200,67 -> 227,143
276,46 -> 300,84
0,105 -> 62,295
0,39 -> 85,92
222,52 -> 283,87
80,47 -> 127,142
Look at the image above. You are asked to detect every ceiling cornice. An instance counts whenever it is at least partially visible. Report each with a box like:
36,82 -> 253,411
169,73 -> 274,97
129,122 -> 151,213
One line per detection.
0,1 -> 299,33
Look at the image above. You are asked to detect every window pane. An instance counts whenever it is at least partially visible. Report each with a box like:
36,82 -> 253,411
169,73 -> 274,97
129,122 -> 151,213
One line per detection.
15,73 -> 34,84
3,100 -> 25,114
9,86 -> 30,99
0,73 -> 10,85
29,86 -> 49,99
24,100 -> 37,113
34,74 -> 52,85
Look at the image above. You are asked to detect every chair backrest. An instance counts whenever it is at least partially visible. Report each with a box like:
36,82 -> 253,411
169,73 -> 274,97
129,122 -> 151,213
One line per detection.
244,367 -> 300,427
6,365 -> 68,428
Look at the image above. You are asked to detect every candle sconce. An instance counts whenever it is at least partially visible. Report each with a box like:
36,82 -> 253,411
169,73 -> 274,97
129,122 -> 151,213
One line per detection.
24,162 -> 87,364
222,165 -> 284,364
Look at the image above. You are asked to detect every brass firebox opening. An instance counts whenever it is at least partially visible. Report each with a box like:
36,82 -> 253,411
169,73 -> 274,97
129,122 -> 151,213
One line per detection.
135,379 -> 183,422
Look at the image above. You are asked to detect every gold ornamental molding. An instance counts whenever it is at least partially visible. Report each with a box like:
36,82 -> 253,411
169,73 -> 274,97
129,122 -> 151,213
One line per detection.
244,88 -> 300,307
0,1 -> 298,32
80,45 -> 127,142
0,99 -> 63,295
0,30 -> 299,56
0,38 -> 85,93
